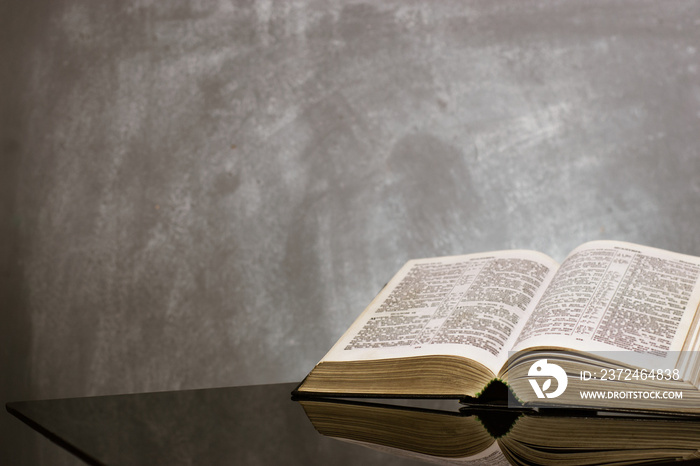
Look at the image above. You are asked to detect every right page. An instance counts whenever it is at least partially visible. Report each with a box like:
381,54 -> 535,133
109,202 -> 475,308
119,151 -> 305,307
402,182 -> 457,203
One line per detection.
511,240 -> 700,368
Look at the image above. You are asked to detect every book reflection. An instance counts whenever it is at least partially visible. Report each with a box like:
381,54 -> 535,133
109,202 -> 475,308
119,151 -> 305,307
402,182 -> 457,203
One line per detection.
295,397 -> 700,465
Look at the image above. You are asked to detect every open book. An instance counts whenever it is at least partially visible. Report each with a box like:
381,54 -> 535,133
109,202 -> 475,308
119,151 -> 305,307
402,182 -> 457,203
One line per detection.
295,241 -> 700,413
297,397 -> 700,465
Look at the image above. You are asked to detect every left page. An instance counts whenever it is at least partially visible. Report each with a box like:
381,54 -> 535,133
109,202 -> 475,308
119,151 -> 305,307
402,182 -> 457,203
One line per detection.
319,250 -> 559,375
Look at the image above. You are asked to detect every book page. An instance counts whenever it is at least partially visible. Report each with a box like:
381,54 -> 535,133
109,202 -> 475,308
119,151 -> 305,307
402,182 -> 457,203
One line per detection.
512,241 -> 700,366
335,434 -> 508,465
320,250 -> 559,375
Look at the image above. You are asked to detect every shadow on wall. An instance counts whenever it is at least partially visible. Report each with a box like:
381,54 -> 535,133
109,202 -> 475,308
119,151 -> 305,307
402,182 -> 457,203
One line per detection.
2,2 -> 48,464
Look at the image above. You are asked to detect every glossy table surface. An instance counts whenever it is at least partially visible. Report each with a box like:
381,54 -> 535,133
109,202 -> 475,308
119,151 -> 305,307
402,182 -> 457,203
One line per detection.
7,382 -> 700,465
7,382 -> 438,465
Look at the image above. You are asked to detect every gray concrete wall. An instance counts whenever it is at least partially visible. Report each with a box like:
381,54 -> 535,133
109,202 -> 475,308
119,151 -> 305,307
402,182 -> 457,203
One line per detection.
3,1 -> 700,464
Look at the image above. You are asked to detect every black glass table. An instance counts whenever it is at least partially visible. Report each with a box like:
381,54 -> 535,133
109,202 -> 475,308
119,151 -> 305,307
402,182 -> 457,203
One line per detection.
7,382 -> 700,465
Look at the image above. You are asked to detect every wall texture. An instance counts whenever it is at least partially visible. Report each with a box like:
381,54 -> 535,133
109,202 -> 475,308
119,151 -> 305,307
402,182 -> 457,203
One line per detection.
3,1 -> 700,464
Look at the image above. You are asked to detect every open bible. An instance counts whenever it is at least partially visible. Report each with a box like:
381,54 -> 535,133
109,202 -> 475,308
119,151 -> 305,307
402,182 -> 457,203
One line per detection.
295,241 -> 700,413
